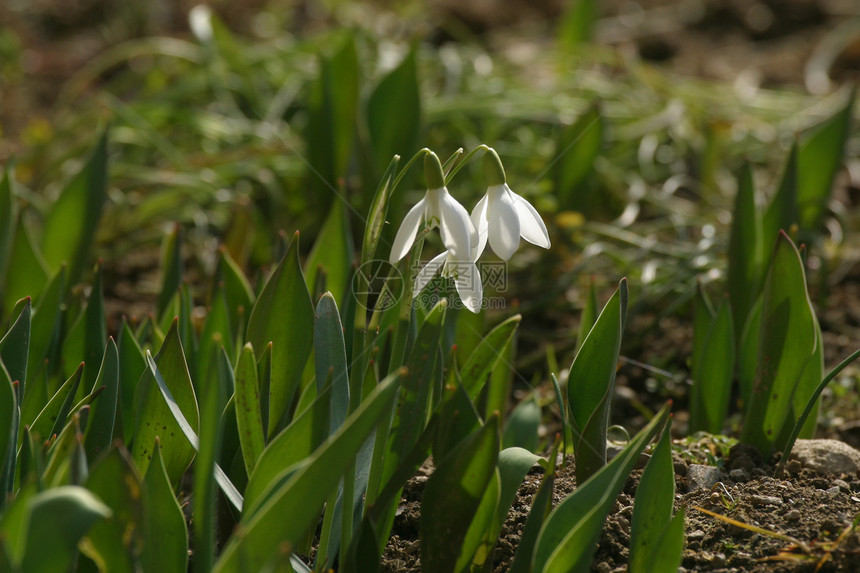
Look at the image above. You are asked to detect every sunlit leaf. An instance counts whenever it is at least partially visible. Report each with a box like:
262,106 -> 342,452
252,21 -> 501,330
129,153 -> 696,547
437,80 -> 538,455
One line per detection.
83,338 -> 120,461
690,298 -> 734,434
142,440 -> 188,572
305,202 -> 354,307
235,342 -> 266,476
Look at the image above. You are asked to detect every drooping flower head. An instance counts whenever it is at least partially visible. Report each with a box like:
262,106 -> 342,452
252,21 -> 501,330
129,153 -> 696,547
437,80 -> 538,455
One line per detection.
471,147 -> 551,260
389,150 -> 482,312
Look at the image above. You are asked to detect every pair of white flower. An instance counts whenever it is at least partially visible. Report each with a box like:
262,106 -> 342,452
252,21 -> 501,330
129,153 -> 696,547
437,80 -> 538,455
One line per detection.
388,148 -> 550,313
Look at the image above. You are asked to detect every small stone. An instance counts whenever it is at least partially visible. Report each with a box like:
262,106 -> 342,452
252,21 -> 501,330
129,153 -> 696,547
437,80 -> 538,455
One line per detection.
786,459 -> 803,476
749,494 -> 782,506
711,552 -> 727,567
688,529 -> 706,540
791,439 -> 860,475
826,486 -> 841,496
594,561 -> 612,573
729,468 -> 749,482
784,509 -> 802,521
673,458 -> 688,476
687,464 -> 721,492
833,479 -> 851,492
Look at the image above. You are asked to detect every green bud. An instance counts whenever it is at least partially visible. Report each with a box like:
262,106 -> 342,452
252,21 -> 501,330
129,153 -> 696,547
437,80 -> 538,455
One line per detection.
424,151 -> 446,189
483,147 -> 506,186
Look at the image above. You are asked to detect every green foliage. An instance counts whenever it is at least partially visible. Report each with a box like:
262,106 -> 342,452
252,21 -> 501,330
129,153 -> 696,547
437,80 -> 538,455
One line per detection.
566,279 -> 626,484
629,426 -> 685,573
689,289 -> 734,434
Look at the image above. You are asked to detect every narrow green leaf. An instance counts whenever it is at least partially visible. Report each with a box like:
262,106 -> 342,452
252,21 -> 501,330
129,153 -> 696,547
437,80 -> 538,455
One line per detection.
246,232 -> 314,439
558,0 -> 597,46
117,319 -> 145,445
235,342 -> 266,476
796,89 -> 854,231
243,384 -> 333,516
83,338 -> 120,461
567,279 -> 626,484
691,281 -> 715,393
509,442 -> 558,573
315,292 -> 349,430
0,165 -> 16,309
213,368 -> 404,573
762,144 -> 798,250
194,347 -> 231,572
433,378 -> 482,462
554,103 -> 604,211
727,163 -> 764,338
2,217 -> 49,316
25,266 -> 65,386
197,283 -> 233,394
420,415 -> 500,573
0,298 -> 30,399
458,314 -> 520,400
305,203 -> 354,307
82,446 -> 144,573
305,33 -> 359,201
367,46 -> 421,177
360,155 -> 400,267
216,247 -> 254,342
42,410 -> 86,487
649,508 -> 686,573
740,232 -> 817,457
690,299 -> 734,434
0,365 -> 17,507
28,363 -> 84,444
457,469 -> 501,573
503,396 -> 541,452
533,402 -> 671,573
576,278 -> 598,353
156,224 -> 184,319
629,427 -> 675,573
17,486 -> 111,573
142,440 -> 188,573
41,129 -> 109,285
132,319 -> 199,483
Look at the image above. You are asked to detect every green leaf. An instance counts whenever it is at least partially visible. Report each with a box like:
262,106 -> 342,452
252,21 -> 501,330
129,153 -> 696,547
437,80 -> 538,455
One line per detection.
0,164 -> 17,306
243,383 -> 333,516
305,202 -> 354,307
360,155 -> 400,267
576,278 -> 598,353
41,129 -> 109,285
216,248 -> 254,342
2,217 -> 49,316
420,415 -> 499,573
509,442 -> 558,573
0,299 -> 30,398
83,338 -> 120,461
367,46 -> 421,177
567,279 -> 626,484
532,403 -> 671,573
305,33 -> 359,201
246,232 -> 314,439
235,342 -> 266,476
117,319 -> 145,445
156,225 -> 184,320
82,446 -> 144,573
28,363 -> 84,444
25,265 -> 65,385
213,368 -> 405,573
558,0 -> 597,46
690,299 -> 734,434
194,347 -> 231,572
727,163 -> 764,338
142,440 -> 188,573
197,282 -> 234,392
132,319 -> 199,483
458,314 -> 520,400
796,89 -> 854,231
554,103 -> 604,211
740,232 -> 818,457
762,144 -> 798,250
314,293 -> 349,431
649,507 -> 686,573
16,486 -> 111,573
629,427 -> 677,573
42,410 -> 86,487
503,396 -> 541,452
0,364 -> 17,508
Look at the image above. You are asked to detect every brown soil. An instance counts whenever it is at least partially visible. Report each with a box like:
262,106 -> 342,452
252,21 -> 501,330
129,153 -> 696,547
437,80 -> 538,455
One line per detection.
380,444 -> 860,572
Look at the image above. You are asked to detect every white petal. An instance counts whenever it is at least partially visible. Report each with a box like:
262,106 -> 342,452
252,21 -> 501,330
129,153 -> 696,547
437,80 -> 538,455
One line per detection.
511,189 -> 551,248
470,193 -> 489,260
453,262 -> 483,313
389,197 -> 427,263
487,186 -> 520,260
412,251 -> 448,299
438,190 -> 474,260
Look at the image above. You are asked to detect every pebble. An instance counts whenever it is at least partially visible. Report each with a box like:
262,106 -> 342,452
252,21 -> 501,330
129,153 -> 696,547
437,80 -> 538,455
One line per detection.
791,439 -> 860,474
688,529 -> 706,540
826,486 -> 841,496
833,479 -> 851,492
749,494 -> 782,506
711,552 -> 727,567
687,464 -> 721,492
729,468 -> 749,482
594,561 -> 611,573
784,509 -> 802,521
